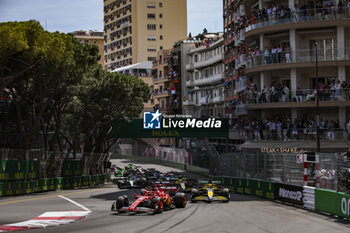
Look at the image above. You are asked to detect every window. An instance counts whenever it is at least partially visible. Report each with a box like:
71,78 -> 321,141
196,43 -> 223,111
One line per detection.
159,2 -> 163,7
147,24 -> 156,30
147,35 -> 156,41
160,35 -> 163,40
148,57 -> 156,61
159,13 -> 163,18
147,13 -> 156,19
160,46 -> 163,50
147,47 -> 156,52
159,24 -> 163,29
147,2 -> 156,8
151,99 -> 154,104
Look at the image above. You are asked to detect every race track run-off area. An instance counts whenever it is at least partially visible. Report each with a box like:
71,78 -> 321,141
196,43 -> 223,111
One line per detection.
0,159 -> 349,233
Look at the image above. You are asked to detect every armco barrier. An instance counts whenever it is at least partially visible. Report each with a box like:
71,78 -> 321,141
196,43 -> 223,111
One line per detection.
315,189 -> 342,217
0,182 -> 4,197
0,174 -> 110,197
220,177 -> 274,199
274,183 -> 304,206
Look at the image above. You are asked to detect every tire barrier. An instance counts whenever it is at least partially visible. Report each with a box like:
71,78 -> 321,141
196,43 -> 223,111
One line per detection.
0,173 -> 111,197
303,186 -> 315,210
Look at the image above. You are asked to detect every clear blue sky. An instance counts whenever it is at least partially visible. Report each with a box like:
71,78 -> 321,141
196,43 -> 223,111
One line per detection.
0,0 -> 222,35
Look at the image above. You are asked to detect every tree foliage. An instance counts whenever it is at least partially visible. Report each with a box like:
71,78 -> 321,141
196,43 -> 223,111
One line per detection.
0,21 -> 151,158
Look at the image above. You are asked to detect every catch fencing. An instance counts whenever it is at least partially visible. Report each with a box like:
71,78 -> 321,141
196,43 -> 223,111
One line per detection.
212,151 -> 350,193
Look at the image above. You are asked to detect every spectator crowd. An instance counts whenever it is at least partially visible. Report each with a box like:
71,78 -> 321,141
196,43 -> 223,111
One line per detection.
231,117 -> 350,141
236,80 -> 350,105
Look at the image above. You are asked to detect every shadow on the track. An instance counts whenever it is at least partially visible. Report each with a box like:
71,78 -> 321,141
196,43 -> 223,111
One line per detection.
92,188 -> 142,201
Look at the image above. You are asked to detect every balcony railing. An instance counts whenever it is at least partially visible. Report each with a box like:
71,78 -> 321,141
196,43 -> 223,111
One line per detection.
153,90 -> 170,97
192,55 -> 223,69
230,128 -> 350,141
241,89 -> 350,105
186,79 -> 194,87
246,48 -> 350,69
213,95 -> 224,103
194,73 -> 223,86
235,104 -> 247,116
245,7 -> 350,33
235,77 -> 248,93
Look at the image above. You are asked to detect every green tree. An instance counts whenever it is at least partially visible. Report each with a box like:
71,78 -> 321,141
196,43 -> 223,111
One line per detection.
0,20 -> 68,89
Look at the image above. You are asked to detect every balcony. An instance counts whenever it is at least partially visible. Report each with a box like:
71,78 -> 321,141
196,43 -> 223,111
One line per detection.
183,100 -> 194,106
153,90 -> 170,98
229,129 -> 247,140
245,8 -> 350,35
213,95 -> 224,103
241,89 -> 350,110
235,103 -> 247,116
235,54 -> 246,70
185,63 -> 194,71
186,79 -> 194,87
192,54 -> 224,69
153,75 -> 170,84
194,73 -> 224,86
235,128 -> 349,142
246,48 -> 350,72
235,77 -> 248,93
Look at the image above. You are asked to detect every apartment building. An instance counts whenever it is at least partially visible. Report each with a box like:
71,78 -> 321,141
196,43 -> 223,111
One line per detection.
103,0 -> 187,71
72,30 -> 105,67
184,34 -> 225,118
223,0 -> 350,145
112,61 -> 154,113
152,49 -> 173,113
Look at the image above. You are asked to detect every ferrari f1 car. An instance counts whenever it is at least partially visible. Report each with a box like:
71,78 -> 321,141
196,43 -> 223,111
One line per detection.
111,188 -> 187,214
191,180 -> 230,203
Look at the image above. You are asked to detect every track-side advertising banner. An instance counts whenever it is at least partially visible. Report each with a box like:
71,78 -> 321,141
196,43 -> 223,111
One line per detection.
106,112 -> 229,138
61,160 -> 83,177
0,160 -> 39,181
274,183 -> 303,206
315,188 -> 350,219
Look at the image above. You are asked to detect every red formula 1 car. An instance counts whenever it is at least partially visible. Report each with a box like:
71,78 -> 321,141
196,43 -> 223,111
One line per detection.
111,188 -> 187,214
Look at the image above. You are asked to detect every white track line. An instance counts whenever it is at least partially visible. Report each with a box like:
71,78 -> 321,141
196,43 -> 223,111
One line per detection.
58,195 -> 91,212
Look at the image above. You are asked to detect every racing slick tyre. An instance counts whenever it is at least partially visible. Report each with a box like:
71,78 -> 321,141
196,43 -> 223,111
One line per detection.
117,182 -> 124,189
191,188 -> 198,203
122,195 -> 129,205
140,188 -> 146,195
111,201 -> 117,211
141,177 -> 147,187
151,197 -> 164,214
116,196 -> 126,213
223,194 -> 230,203
222,188 -> 230,203
174,192 -> 187,208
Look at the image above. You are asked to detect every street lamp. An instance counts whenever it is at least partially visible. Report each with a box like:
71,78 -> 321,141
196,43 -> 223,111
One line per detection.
314,41 -> 320,153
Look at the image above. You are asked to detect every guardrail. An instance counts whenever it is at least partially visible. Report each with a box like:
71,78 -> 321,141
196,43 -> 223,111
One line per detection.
0,173 -> 111,197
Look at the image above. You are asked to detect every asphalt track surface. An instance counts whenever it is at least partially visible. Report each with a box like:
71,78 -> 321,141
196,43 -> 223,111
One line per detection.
1,159 -> 350,233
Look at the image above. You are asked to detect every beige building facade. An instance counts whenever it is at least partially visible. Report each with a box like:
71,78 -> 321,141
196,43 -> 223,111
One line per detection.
104,0 -> 187,71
